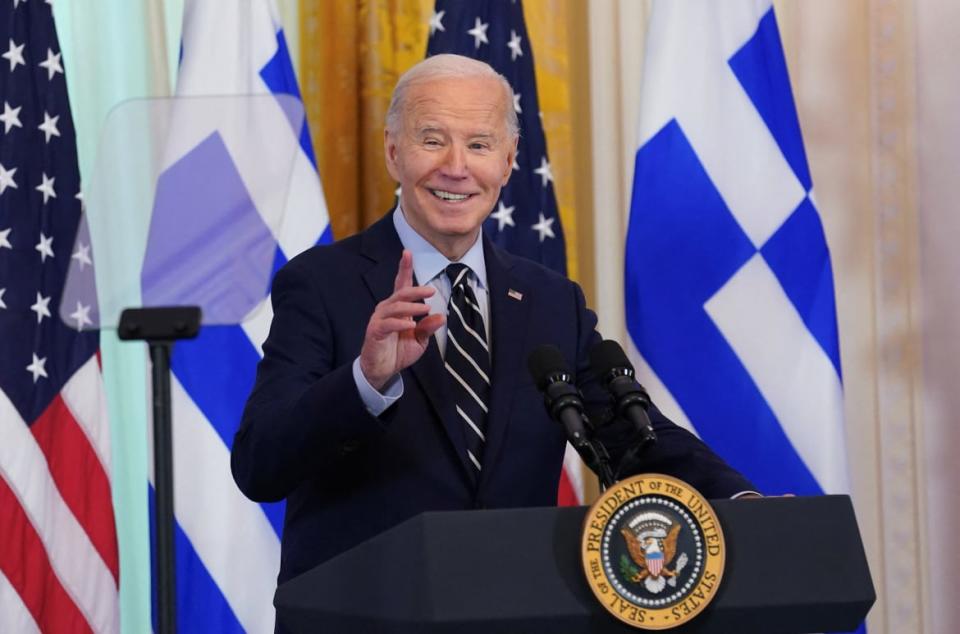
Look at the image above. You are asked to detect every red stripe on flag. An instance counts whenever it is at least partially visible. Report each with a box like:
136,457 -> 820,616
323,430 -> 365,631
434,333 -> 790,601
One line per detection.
557,468 -> 581,507
0,475 -> 94,634
30,394 -> 119,584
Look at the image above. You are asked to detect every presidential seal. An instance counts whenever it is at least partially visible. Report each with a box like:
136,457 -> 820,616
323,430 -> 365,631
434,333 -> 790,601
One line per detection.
581,474 -> 725,630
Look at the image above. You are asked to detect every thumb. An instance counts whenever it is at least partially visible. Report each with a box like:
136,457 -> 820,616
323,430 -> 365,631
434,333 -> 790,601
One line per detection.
414,313 -> 445,345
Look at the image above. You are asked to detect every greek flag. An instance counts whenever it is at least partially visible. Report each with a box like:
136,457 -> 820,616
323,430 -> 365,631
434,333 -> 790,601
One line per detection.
153,1 -> 330,631
625,0 -> 850,503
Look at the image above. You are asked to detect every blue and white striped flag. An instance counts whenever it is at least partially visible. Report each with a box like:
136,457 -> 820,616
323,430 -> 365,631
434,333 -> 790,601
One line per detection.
154,2 -> 330,631
625,1 -> 849,502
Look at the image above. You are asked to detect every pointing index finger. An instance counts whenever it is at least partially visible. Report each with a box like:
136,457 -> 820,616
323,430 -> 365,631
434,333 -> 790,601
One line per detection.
394,249 -> 414,293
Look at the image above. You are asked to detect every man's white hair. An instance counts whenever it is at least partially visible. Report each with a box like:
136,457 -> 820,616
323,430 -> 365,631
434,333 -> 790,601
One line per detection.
386,53 -> 520,138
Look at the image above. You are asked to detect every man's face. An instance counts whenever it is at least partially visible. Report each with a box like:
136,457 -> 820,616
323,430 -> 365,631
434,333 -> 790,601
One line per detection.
384,76 -> 516,260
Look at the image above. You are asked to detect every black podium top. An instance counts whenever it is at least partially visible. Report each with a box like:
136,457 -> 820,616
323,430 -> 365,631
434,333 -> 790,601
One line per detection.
276,496 -> 874,633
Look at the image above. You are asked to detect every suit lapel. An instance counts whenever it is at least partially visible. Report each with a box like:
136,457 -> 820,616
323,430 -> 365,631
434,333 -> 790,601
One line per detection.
478,240 -> 530,492
360,214 -> 475,484
409,342 -> 476,484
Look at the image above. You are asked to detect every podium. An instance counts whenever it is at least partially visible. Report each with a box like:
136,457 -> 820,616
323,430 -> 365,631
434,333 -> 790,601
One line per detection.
275,496 -> 874,633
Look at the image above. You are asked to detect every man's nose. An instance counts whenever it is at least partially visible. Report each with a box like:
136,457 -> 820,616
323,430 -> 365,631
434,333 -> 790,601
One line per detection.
440,144 -> 468,178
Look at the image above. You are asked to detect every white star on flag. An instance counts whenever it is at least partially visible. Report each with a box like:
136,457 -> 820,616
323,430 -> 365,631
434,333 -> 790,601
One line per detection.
0,227 -> 11,249
38,48 -> 63,81
513,93 -> 522,114
531,212 -> 556,242
1,101 -> 23,133
30,291 -> 52,324
3,38 -> 26,72
491,201 -> 516,231
36,172 -> 56,203
70,301 -> 93,331
0,287 -> 6,310
35,232 -> 54,261
533,156 -> 553,187
467,17 -> 489,49
429,9 -> 445,35
25,353 -> 49,383
0,162 -> 18,195
512,146 -> 519,171
507,30 -> 523,61
38,111 -> 60,143
71,241 -> 92,269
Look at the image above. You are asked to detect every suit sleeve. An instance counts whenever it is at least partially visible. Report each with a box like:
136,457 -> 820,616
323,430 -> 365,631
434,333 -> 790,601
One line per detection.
568,282 -> 757,499
231,260 -> 385,502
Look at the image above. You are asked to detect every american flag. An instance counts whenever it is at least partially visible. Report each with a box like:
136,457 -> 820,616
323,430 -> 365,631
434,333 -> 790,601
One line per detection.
0,1 -> 119,633
425,0 -> 584,505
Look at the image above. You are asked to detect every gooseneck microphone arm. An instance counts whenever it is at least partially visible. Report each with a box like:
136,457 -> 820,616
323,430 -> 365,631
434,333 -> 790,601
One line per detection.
589,340 -> 658,477
528,345 -> 615,490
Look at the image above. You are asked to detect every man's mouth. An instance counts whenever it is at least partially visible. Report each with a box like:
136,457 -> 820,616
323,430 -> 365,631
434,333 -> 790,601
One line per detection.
430,189 -> 472,202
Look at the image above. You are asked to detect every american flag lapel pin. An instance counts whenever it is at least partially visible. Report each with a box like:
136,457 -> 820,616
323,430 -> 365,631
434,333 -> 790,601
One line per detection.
507,289 -> 523,301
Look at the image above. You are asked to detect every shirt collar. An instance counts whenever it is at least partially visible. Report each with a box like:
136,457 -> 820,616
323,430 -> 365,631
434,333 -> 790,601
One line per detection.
392,205 -> 488,289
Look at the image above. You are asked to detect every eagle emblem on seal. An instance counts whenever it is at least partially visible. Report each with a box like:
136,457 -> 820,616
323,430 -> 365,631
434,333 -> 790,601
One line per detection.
619,511 -> 690,594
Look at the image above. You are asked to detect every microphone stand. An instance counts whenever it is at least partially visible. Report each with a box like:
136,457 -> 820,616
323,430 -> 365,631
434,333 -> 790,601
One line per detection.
542,381 -> 616,490
572,435 -> 615,491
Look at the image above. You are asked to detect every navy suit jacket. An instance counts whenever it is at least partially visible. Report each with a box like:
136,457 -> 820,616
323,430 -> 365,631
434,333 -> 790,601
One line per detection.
231,213 -> 754,586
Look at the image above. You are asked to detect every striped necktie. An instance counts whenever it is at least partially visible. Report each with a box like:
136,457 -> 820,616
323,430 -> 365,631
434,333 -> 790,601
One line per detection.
443,263 -> 491,474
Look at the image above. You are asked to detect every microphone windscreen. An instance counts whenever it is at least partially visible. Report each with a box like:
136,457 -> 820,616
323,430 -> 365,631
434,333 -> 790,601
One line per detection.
589,340 -> 635,379
527,344 -> 569,390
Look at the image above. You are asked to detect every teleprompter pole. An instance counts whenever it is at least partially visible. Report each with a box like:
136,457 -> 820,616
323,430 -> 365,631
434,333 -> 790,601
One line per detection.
119,306 -> 201,634
150,341 -> 175,634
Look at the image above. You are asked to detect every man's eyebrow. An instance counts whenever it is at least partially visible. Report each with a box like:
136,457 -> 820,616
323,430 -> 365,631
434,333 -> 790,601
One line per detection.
414,125 -> 445,135
413,127 -> 498,141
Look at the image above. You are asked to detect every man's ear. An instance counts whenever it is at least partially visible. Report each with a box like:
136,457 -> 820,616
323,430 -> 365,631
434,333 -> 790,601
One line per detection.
502,135 -> 518,185
384,128 -> 400,181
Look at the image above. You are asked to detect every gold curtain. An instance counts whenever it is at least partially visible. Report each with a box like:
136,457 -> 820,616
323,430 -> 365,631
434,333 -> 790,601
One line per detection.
299,0 -> 432,239
298,0 -> 582,281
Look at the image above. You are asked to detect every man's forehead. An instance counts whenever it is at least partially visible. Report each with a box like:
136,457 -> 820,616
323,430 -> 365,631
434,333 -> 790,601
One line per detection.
411,120 -> 500,137
406,100 -> 505,136
406,78 -> 505,111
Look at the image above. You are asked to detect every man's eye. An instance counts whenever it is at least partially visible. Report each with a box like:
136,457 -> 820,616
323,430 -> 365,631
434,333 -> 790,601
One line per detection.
424,138 -> 442,147
470,143 -> 489,150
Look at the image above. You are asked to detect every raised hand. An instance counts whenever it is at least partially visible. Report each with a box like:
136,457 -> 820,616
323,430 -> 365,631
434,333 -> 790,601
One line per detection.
359,250 -> 446,391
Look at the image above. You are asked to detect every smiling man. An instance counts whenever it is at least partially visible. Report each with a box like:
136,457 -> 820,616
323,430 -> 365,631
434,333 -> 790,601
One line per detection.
231,55 -> 754,608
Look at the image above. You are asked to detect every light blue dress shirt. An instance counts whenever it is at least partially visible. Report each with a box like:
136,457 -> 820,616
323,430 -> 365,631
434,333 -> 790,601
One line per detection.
351,207 -> 490,416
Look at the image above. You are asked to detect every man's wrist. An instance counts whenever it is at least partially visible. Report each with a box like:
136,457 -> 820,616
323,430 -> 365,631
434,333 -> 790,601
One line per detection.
352,357 -> 402,416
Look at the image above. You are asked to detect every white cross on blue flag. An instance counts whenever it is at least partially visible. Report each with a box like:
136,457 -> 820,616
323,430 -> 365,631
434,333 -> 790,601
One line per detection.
626,12 -> 857,630
151,1 -> 331,632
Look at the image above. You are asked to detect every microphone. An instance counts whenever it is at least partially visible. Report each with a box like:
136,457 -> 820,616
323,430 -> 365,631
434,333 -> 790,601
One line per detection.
527,344 -> 614,488
527,344 -> 590,444
589,340 -> 657,451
